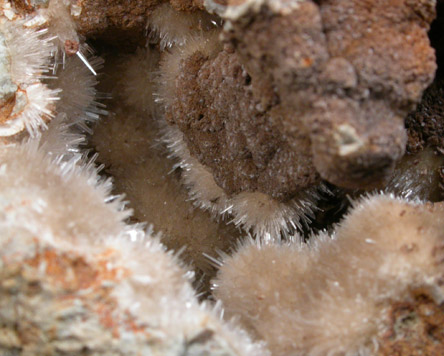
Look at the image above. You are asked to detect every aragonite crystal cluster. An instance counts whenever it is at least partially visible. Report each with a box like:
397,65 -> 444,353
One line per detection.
1,0 -> 444,355
214,195 -> 444,355
0,143 -> 265,355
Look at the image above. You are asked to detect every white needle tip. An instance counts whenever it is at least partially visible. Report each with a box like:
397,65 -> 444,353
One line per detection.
76,51 -> 97,76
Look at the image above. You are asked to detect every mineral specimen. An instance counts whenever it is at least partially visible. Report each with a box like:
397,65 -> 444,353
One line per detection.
1,0 -> 444,355
213,195 -> 444,355
0,18 -> 57,139
90,49 -> 243,294
159,29 -> 325,238
211,0 -> 437,189
158,0 -> 437,237
0,142 -> 268,356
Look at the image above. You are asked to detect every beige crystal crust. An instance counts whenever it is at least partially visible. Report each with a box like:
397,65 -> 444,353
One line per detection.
0,142 -> 269,356
214,195 -> 444,356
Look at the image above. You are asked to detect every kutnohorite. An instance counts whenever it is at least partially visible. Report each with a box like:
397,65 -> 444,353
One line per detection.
156,0 -> 437,240
158,29 -> 328,241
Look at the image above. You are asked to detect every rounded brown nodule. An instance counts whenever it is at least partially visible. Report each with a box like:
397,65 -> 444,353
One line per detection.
311,123 -> 407,190
314,150 -> 399,190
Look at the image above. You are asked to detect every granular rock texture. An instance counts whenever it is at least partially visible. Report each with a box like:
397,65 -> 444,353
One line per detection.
377,291 -> 444,356
207,0 -> 437,190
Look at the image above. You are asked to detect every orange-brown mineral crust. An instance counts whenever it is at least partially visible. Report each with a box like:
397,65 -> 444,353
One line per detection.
215,0 -> 437,190
165,47 -> 319,201
0,243 -> 139,354
73,0 -> 159,45
72,0 -> 204,44
10,0 -> 37,13
377,291 -> 444,356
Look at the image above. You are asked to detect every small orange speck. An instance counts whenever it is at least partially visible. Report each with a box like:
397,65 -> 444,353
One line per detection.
302,58 -> 313,67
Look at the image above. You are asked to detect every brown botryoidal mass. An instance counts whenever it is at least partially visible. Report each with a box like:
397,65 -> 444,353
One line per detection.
163,0 -> 437,202
164,46 -> 317,201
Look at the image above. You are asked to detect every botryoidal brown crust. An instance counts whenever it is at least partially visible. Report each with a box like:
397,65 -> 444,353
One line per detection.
72,0 -> 204,45
72,0 -> 160,46
165,47 -> 319,201
164,0 -> 436,201
216,0 -> 436,190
